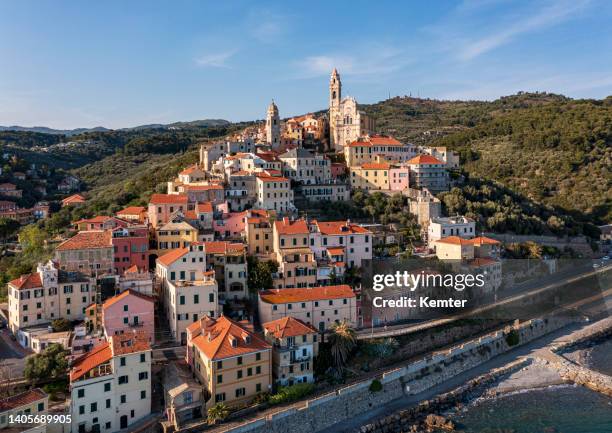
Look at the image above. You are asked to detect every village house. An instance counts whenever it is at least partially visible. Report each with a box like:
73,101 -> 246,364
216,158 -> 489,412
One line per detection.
245,210 -> 274,257
254,172 -> 294,213
428,216 -> 476,247
310,220 -> 373,269
148,194 -> 189,228
0,182 -> 22,198
272,218 -> 317,289
73,215 -> 127,231
118,265 -> 154,296
116,205 -> 148,224
69,333 -> 152,433
155,220 -> 199,252
350,162 -> 391,190
343,135 -> 415,167
278,148 -> 332,185
0,388 -> 48,429
7,260 -> 94,347
258,285 -> 358,332
162,360 -> 206,430
102,290 -> 155,342
407,154 -> 449,192
62,193 -> 86,207
263,317 -> 318,386
185,315 -> 272,410
203,241 -> 248,301
111,225 -> 149,274
55,230 -> 114,276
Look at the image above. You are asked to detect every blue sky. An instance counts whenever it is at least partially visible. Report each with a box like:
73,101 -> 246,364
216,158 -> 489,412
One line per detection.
1,0 -> 611,129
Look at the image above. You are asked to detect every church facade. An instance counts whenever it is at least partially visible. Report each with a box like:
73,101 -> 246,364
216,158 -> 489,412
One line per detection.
328,68 -> 375,151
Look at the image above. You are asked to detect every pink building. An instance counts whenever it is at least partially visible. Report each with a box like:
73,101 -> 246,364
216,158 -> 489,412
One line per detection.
148,194 -> 189,228
213,211 -> 246,239
389,165 -> 410,191
331,162 -> 346,178
102,290 -> 155,342
111,226 -> 149,274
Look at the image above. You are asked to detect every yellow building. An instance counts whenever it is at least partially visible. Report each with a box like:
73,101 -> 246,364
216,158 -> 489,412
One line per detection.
245,212 -> 274,258
272,218 -> 317,289
350,162 -> 390,190
185,316 -> 272,410
155,220 -> 198,252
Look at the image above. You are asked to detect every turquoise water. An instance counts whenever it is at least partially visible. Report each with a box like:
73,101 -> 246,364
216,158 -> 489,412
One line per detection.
451,386 -> 612,433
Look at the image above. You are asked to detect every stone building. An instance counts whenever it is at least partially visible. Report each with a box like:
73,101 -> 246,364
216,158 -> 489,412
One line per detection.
266,100 -> 281,150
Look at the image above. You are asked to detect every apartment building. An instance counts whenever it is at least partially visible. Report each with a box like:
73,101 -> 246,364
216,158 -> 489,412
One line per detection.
407,155 -> 449,192
116,206 -> 148,224
310,220 -> 372,269
8,260 -> 94,343
203,241 -> 248,301
185,316 -> 272,410
272,218 -> 317,289
350,162 -> 391,190
263,317 -> 318,386
102,290 -> 155,342
147,194 -> 189,228
343,135 -> 416,167
433,236 -> 501,261
69,333 -> 151,433
226,171 -> 257,211
245,211 -> 274,257
156,246 -> 219,344
254,173 -> 294,213
155,220 -> 199,252
0,388 -> 48,429
297,182 -> 351,202
428,216 -> 476,247
258,285 -> 358,332
278,148 -> 331,185
420,146 -> 460,169
55,230 -> 114,275
73,215 -> 127,231
111,225 -> 149,274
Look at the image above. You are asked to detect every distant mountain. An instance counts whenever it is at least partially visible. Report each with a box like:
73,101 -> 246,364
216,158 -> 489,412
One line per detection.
0,118 -> 231,136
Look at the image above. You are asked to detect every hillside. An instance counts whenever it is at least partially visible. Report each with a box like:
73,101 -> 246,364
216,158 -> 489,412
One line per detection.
363,93 -> 612,223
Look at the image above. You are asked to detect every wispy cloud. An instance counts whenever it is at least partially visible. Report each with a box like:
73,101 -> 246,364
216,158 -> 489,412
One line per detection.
247,10 -> 287,43
293,45 -> 409,79
194,49 -> 237,68
457,0 -> 591,61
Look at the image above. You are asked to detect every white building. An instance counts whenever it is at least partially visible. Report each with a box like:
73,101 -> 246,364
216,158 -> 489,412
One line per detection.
69,333 -> 151,433
428,216 -> 476,247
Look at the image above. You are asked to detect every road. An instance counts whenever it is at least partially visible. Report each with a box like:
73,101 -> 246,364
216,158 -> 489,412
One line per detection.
357,262 -> 611,340
0,329 -> 28,378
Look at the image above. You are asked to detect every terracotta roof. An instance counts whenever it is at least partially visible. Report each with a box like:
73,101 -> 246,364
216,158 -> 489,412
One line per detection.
314,220 -> 370,235
196,202 -> 213,213
360,162 -> 390,170
263,317 -> 317,339
74,215 -> 112,225
8,273 -> 42,290
156,247 -> 189,266
56,230 -> 112,251
70,342 -> 112,381
62,194 -> 86,203
149,194 -> 189,205
407,155 -> 444,165
0,388 -> 47,412
180,165 -> 201,175
110,332 -> 151,356
434,236 -> 472,246
327,247 -> 345,255
368,135 -> 403,146
469,236 -> 501,246
124,265 -> 139,274
117,206 -> 146,215
256,173 -> 289,182
347,140 -> 372,148
189,316 -> 271,361
203,241 -> 246,255
467,257 -> 499,267
102,289 -> 154,310
274,218 -> 309,235
0,183 -> 17,190
259,285 -> 355,304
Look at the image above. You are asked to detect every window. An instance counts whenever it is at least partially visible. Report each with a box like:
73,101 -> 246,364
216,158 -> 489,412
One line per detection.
179,295 -> 185,305
209,293 -> 214,302
194,294 -> 199,304
38,402 -> 44,411
256,383 -> 262,392
256,353 -> 261,361
215,393 -> 226,403
123,317 -> 128,324
105,422 -> 111,429
139,371 -> 148,380
141,390 -> 146,399
235,388 -> 246,398
77,389 -> 85,398
79,405 -> 85,415
123,304 -> 128,312
237,370 -> 243,379
217,374 -> 223,384
90,402 -> 97,413
118,375 -> 129,385
105,399 -> 111,409
247,367 -> 253,376
120,357 -> 126,366
237,356 -> 243,365
217,360 -> 223,370
256,366 -> 261,374
140,353 -> 146,363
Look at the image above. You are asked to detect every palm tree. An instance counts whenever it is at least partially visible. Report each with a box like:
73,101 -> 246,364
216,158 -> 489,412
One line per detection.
328,320 -> 356,370
207,403 -> 230,425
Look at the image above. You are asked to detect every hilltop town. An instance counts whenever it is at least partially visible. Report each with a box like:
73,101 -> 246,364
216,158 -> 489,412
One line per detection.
0,69 -> 610,433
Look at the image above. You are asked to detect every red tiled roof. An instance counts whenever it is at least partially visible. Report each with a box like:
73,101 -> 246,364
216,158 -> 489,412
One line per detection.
110,332 -> 151,355
470,236 -> 501,246
117,206 -> 146,215
102,289 -> 154,310
347,140 -> 372,148
196,202 -> 213,213
189,316 -> 271,361
256,173 -> 289,182
203,241 -> 246,255
434,236 -> 472,246
62,194 -> 86,204
149,194 -> 189,205
360,162 -> 390,170
327,247 -> 345,255
314,220 -> 370,235
259,285 -> 355,304
56,230 -> 112,251
156,247 -> 189,266
74,216 -> 112,225
70,342 -> 112,381
263,317 -> 317,339
368,135 -> 402,146
407,155 -> 444,165
0,388 -> 47,412
179,165 -> 201,175
8,273 -> 42,290
274,218 -> 309,235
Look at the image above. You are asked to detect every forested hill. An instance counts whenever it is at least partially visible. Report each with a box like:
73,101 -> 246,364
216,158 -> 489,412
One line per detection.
363,93 -> 612,223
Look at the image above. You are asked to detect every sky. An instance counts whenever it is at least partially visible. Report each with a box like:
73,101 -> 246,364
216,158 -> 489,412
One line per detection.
1,0 -> 611,129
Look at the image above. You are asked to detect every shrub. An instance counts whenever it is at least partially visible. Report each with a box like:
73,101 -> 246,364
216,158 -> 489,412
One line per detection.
269,383 -> 315,405
369,379 -> 383,392
505,329 -> 520,347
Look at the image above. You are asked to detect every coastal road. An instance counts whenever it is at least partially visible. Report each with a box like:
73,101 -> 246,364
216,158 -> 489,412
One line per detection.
357,263 -> 611,340
320,288 -> 612,433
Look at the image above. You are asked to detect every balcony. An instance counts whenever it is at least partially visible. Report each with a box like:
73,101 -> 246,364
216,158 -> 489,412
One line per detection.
128,321 -> 144,328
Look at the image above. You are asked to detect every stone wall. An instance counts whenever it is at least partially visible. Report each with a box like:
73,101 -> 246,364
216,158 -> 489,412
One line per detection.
218,316 -> 572,433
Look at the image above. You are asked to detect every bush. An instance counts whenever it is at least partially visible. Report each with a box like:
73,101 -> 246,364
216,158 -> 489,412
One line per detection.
369,379 -> 383,393
51,318 -> 72,332
269,383 -> 315,405
505,329 -> 520,347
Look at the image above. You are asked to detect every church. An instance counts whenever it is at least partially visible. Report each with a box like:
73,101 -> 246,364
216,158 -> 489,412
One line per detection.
328,68 -> 375,151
